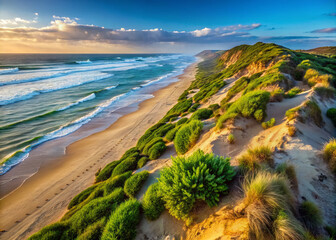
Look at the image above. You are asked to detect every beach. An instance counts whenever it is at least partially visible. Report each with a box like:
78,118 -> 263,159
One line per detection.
0,61 -> 198,240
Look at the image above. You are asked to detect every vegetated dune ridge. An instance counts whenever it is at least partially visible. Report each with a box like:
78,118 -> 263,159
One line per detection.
28,43 -> 336,240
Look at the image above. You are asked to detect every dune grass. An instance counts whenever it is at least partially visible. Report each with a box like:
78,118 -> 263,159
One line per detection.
190,108 -> 213,120
287,125 -> 297,137
323,139 -> 336,173
326,108 -> 336,126
142,182 -> 165,221
299,201 -> 323,234
137,156 -> 149,168
276,162 -> 298,190
124,171 -> 149,198
238,146 -> 273,172
174,120 -> 203,154
227,133 -> 235,144
261,118 -> 275,129
284,87 -> 301,98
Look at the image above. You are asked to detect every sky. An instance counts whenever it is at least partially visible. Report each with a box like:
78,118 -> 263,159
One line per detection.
0,0 -> 335,53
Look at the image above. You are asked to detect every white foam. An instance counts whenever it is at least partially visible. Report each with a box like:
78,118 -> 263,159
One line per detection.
0,67 -> 19,75
76,59 -> 92,64
58,93 -> 96,111
104,84 -> 118,90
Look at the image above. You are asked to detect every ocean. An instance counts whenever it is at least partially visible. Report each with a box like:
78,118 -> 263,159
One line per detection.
0,53 -> 195,175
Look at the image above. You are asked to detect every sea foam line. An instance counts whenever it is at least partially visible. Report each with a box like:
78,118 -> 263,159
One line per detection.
0,67 -> 19,75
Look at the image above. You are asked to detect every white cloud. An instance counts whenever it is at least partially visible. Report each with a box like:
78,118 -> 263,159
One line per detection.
0,14 -> 39,27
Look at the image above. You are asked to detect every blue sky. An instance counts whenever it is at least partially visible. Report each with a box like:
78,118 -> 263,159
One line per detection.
0,0 -> 335,53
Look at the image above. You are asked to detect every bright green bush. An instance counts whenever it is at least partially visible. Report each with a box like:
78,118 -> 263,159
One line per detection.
101,199 -> 141,240
323,139 -> 336,173
95,160 -> 122,183
209,103 -> 220,111
103,171 -> 132,195
166,99 -> 193,116
137,156 -> 149,168
158,150 -> 235,221
261,118 -> 275,129
190,108 -> 213,120
326,108 -> 336,126
142,137 -> 164,155
124,171 -> 149,198
68,185 -> 98,209
299,201 -> 323,234
284,87 -> 301,98
111,156 -> 138,178
164,126 -> 180,142
227,133 -> 235,144
28,222 -> 72,240
188,103 -> 201,113
174,120 -> 203,154
176,117 -> 188,125
142,182 -> 165,221
77,218 -> 106,240
148,141 -> 166,160
216,90 -> 270,129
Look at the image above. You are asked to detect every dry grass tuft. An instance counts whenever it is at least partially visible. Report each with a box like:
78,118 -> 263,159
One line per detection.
238,146 -> 273,172
323,139 -> 336,174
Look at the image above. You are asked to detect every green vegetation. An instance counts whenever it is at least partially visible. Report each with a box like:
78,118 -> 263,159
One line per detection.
166,99 -> 192,116
158,150 -> 235,221
190,108 -> 213,120
209,103 -> 220,111
286,106 -> 300,121
304,100 -> 323,127
174,120 -> 203,154
176,117 -> 188,125
326,108 -> 336,126
270,88 -> 284,102
276,162 -> 298,189
227,133 -> 235,144
284,87 -> 301,98
137,156 -> 149,168
101,199 -> 141,240
273,210 -> 305,240
261,118 -> 275,129
142,182 -> 165,221
288,125 -> 297,137
188,103 -> 200,112
314,86 -> 335,99
124,171 -> 149,198
221,76 -> 250,105
299,201 -> 323,234
238,146 -> 273,172
217,90 -> 270,129
323,139 -> 336,173
111,156 -> 138,178
95,161 -> 122,183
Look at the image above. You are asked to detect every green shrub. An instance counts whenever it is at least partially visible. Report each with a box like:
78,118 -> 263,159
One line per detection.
178,90 -> 189,101
326,108 -> 336,127
261,118 -> 275,129
166,99 -> 193,116
101,199 -> 141,240
227,133 -> 235,144
209,103 -> 220,111
299,201 -> 323,234
28,222 -> 72,240
77,218 -> 106,240
285,87 -> 301,98
270,88 -> 284,102
137,156 -> 149,168
70,188 -> 124,235
68,185 -> 98,209
164,127 -> 179,142
323,139 -> 336,173
176,117 -> 188,125
112,157 -> 138,178
103,171 -> 132,195
238,146 -> 273,172
286,107 -> 300,121
174,120 -> 203,154
221,76 -> 250,105
188,103 -> 200,113
120,147 -> 140,161
95,160 -> 122,183
142,137 -> 164,155
148,141 -> 166,160
190,108 -> 213,120
217,90 -> 270,129
158,150 -> 235,221
142,182 -> 165,220
124,171 -> 149,198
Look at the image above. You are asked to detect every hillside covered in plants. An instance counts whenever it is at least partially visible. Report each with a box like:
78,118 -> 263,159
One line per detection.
29,42 -> 336,240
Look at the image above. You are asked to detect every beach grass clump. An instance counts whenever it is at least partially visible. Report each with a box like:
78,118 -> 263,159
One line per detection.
95,160 -> 122,183
101,199 -> 141,240
304,100 -> 323,127
174,120 -> 203,154
137,156 -> 149,168
314,86 -> 335,99
124,171 -> 149,198
28,221 -> 72,240
103,171 -> 132,196
284,87 -> 301,98
323,139 -> 336,173
164,126 -> 180,142
288,125 -> 297,137
77,218 -> 106,240
286,107 -> 300,121
142,182 -> 165,221
276,162 -> 298,189
209,103 -> 220,111
273,210 -> 305,240
238,146 -> 273,172
261,118 -> 275,129
166,99 -> 193,116
227,133 -> 235,144
158,150 -> 235,222
178,90 -> 189,101
242,171 -> 298,239
190,108 -> 213,120
299,201 -> 323,234
270,88 -> 284,102
68,185 -> 99,209
216,90 -> 270,129
111,156 -> 138,178
147,140 -> 166,160
188,103 -> 201,113
221,76 -> 250,106
176,117 -> 188,125
326,108 -> 336,127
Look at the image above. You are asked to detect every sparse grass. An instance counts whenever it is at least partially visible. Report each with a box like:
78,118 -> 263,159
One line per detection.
124,171 -> 149,198
276,163 -> 298,190
174,120 -> 203,154
304,100 -> 323,127
238,146 -> 273,172
270,88 -> 284,102
142,182 -> 165,221
286,107 -> 300,121
323,139 -> 336,173
314,86 -> 335,99
284,87 -> 301,98
326,108 -> 336,127
299,201 -> 323,234
273,210 -> 305,240
288,126 -> 297,137
227,133 -> 235,144
261,118 -> 275,129
159,150 -> 235,221
101,199 -> 141,240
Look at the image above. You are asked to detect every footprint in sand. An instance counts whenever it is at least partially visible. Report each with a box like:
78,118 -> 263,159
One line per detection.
25,213 -> 30,216
45,199 -> 49,202
15,220 -> 20,223
36,206 -> 41,208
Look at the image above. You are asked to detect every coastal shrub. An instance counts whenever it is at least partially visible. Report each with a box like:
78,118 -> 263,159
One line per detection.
77,218 -> 106,240
299,201 -> 323,234
227,133 -> 235,144
314,86 -> 335,99
142,182 -> 165,220
323,139 -> 336,173
164,127 -> 180,142
103,171 -> 132,195
174,120 -> 203,154
178,90 -> 189,101
70,188 -> 124,235
137,123 -> 165,149
304,100 -> 323,127
284,87 -> 301,98
176,117 -> 188,125
261,118 -> 275,129
221,76 -> 250,105
238,146 -> 273,172
148,141 -> 166,160
326,108 -> 336,126
188,103 -> 200,113
95,160 -> 122,183
270,88 -> 284,102
190,108 -> 213,120
142,137 -> 164,155
286,107 -> 300,121
101,199 -> 141,240
216,90 -> 270,129
209,103 -> 220,111
120,147 -> 140,161
137,124 -> 173,152
166,99 -> 193,116
158,150 -> 235,221
325,225 -> 336,239
111,156 -> 138,178
273,210 -> 305,240
124,171 -> 149,198
243,171 -> 295,239
28,222 -> 72,240
244,71 -> 285,93
288,125 -> 297,136
68,185 -> 98,209
137,156 -> 149,168
193,79 -> 226,103
276,163 -> 298,189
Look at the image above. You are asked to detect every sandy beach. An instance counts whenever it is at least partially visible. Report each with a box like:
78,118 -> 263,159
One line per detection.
0,61 -> 198,240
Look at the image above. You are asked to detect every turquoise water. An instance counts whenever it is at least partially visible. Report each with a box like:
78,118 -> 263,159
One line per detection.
0,54 -> 195,174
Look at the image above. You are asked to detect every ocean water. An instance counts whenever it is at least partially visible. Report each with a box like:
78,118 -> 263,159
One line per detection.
0,54 -> 195,174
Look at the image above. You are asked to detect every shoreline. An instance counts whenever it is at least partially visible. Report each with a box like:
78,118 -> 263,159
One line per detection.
0,60 -> 198,240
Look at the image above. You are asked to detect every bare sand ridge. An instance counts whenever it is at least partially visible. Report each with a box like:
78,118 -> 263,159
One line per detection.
0,62 -> 198,240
